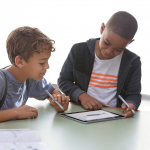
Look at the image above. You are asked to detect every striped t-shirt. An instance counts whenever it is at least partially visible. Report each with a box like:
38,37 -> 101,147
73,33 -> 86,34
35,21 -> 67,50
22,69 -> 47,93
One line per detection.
87,52 -> 123,107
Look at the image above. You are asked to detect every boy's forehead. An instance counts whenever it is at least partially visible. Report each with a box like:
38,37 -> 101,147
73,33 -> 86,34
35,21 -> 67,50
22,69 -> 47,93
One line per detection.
29,49 -> 51,61
104,30 -> 130,48
37,43 -> 51,51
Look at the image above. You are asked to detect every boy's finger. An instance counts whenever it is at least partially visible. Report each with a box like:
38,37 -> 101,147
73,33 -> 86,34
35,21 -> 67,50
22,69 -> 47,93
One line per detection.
61,94 -> 65,103
121,103 -> 127,109
32,107 -> 37,112
83,104 -> 89,110
126,107 -> 132,111
35,110 -> 38,117
126,104 -> 135,111
50,99 -> 55,105
32,113 -> 36,118
94,102 -> 100,110
52,94 -> 57,101
66,96 -> 70,103
35,112 -> 38,118
91,102 -> 99,110
87,103 -> 93,110
53,102 -> 61,111
57,94 -> 61,103
122,111 -> 133,118
95,101 -> 102,109
32,112 -> 38,118
64,102 -> 69,111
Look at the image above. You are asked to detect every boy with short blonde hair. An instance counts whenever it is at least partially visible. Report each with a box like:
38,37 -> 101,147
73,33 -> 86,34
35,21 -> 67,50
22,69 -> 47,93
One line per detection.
0,26 -> 69,122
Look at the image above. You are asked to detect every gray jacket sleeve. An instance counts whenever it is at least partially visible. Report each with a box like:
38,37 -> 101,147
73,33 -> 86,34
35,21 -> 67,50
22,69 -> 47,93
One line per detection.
57,45 -> 86,102
124,58 -> 142,110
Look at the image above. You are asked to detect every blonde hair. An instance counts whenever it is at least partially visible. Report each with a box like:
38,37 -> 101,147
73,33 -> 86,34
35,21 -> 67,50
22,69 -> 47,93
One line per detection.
6,26 -> 55,66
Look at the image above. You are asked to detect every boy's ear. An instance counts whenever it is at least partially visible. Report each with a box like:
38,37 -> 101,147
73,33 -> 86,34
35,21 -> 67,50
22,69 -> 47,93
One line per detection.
128,39 -> 134,45
15,56 -> 25,68
100,23 -> 106,34
127,39 -> 135,47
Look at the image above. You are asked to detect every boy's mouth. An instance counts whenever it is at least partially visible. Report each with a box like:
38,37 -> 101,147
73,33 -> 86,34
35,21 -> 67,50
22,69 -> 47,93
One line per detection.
41,73 -> 45,76
102,51 -> 113,59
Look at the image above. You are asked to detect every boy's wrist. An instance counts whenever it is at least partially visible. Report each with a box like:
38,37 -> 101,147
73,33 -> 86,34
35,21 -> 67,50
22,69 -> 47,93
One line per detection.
78,93 -> 87,102
12,108 -> 19,118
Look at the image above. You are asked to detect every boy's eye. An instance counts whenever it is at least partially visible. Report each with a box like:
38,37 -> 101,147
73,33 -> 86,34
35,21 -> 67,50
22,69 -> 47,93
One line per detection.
104,41 -> 109,45
40,63 -> 45,65
116,49 -> 123,52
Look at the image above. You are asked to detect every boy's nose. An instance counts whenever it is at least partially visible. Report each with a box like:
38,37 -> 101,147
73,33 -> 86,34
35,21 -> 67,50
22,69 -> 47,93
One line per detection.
106,48 -> 114,56
45,63 -> 50,69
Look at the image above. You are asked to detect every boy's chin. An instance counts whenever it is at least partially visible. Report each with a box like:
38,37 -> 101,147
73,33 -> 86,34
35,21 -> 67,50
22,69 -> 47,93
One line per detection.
33,77 -> 43,81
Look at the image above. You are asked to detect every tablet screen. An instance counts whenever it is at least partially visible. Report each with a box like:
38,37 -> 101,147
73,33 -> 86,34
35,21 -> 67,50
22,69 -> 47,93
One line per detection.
60,110 -> 124,123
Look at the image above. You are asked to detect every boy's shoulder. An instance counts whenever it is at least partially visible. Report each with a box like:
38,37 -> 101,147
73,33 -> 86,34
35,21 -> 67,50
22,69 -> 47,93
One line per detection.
123,48 -> 140,64
0,70 -> 7,99
0,70 -> 6,84
72,41 -> 88,50
71,38 -> 96,57
72,38 -> 98,50
71,42 -> 94,60
124,48 -> 139,57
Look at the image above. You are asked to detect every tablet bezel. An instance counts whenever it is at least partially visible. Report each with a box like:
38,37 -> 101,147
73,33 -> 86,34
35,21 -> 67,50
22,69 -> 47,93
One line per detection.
60,109 -> 125,124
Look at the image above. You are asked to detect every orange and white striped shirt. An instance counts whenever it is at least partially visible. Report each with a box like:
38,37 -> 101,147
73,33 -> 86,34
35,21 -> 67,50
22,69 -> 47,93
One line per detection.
87,52 -> 123,107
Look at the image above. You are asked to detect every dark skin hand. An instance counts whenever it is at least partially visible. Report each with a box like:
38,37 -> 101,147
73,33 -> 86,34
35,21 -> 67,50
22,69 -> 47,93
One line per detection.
79,93 -> 102,110
121,102 -> 135,117
79,93 -> 136,118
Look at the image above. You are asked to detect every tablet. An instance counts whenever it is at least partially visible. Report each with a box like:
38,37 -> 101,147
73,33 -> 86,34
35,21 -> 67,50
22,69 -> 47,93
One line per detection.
60,109 -> 125,123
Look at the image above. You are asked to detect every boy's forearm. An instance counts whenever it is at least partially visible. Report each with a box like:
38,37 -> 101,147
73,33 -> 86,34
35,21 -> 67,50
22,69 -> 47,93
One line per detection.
58,77 -> 86,103
0,108 -> 18,122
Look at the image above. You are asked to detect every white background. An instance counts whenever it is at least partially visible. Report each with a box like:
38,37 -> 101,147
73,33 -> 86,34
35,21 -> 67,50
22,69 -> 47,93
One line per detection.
0,0 -> 149,94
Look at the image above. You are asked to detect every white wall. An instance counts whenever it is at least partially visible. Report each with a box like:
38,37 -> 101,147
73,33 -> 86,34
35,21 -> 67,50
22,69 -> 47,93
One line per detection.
0,0 -> 149,94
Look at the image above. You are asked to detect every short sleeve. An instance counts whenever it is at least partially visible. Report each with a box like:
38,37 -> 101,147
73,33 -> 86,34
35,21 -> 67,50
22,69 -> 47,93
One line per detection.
28,77 -> 54,100
0,71 -> 6,102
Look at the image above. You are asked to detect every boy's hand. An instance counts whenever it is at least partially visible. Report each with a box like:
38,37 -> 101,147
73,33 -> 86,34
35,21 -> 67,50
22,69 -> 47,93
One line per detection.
49,94 -> 69,112
79,93 -> 102,110
48,88 -> 69,112
14,105 -> 38,119
121,102 -> 135,118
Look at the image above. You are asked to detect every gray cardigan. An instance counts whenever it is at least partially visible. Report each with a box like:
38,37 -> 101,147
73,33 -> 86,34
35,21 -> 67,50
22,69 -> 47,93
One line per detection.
58,38 -> 141,110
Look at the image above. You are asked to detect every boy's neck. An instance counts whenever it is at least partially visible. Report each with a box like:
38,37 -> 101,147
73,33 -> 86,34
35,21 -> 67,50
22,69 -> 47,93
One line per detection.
6,65 -> 28,82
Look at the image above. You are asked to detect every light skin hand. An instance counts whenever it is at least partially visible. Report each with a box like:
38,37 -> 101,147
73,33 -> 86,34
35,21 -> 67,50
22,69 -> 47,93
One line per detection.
14,105 -> 38,119
0,105 -> 38,122
79,93 -> 102,110
47,88 -> 69,112
121,102 -> 135,118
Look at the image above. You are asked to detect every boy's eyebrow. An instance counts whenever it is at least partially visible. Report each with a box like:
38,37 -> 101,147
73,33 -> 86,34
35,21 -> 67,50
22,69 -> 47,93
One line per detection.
105,38 -> 111,44
105,38 -> 124,49
39,58 -> 49,61
116,47 -> 124,50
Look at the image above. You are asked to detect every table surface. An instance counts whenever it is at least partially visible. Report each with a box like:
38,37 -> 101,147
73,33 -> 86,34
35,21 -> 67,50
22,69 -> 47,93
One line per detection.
0,98 -> 150,150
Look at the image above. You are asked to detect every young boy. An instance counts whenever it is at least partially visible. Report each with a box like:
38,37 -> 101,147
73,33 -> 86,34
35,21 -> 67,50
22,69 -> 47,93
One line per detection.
0,26 -> 69,122
58,11 -> 141,118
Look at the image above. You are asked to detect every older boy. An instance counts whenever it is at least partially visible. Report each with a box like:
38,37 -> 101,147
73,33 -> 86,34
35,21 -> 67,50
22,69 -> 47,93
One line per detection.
58,11 -> 141,118
0,26 -> 69,122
